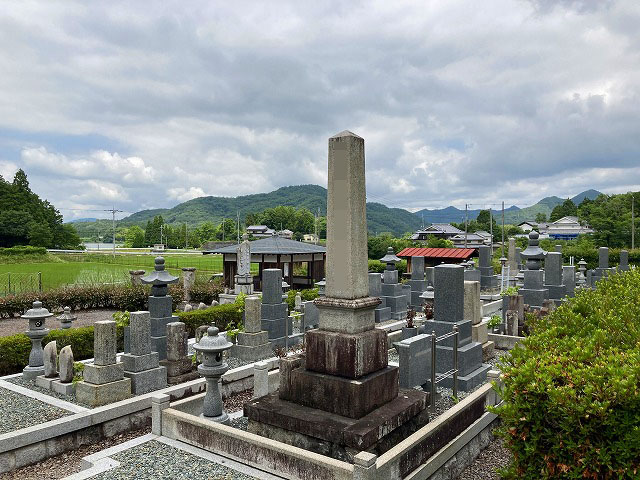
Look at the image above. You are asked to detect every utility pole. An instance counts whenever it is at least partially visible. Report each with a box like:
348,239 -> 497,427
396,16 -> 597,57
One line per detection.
632,195 -> 635,250
237,211 -> 240,244
185,223 -> 188,250
103,207 -> 123,257
464,204 -> 468,248
489,208 -> 494,256
501,201 -> 505,257
160,224 -> 164,247
222,217 -> 225,242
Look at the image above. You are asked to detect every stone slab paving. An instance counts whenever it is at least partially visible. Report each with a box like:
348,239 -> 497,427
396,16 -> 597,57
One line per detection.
83,438 -> 282,480
0,385 -> 72,434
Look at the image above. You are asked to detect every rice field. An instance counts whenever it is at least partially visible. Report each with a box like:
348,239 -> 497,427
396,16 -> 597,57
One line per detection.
0,252 -> 227,294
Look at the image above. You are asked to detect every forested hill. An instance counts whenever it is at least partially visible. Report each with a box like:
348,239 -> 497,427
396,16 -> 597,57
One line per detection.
119,185 -> 422,236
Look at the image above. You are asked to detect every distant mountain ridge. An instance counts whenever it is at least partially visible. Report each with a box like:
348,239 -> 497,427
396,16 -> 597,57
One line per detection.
69,185 -> 602,237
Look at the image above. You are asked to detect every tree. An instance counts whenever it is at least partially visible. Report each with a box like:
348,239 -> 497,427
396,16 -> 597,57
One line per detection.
28,222 -> 52,247
144,216 -> 164,245
125,226 -> 146,248
475,209 -> 497,232
535,212 -> 547,223
550,198 -> 577,222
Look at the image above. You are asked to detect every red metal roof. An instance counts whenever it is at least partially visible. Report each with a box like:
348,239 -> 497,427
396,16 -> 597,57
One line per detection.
396,247 -> 476,259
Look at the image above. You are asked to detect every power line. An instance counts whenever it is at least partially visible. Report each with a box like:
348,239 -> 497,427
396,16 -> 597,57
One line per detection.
103,207 -> 124,257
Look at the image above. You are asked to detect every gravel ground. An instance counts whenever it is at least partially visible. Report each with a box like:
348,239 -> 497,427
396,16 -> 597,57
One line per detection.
456,435 -> 512,480
0,385 -> 72,434
5,375 -> 90,407
230,416 -> 248,431
0,309 -> 116,337
2,427 -> 151,480
487,348 -> 510,370
224,389 -> 252,413
91,440 -> 259,480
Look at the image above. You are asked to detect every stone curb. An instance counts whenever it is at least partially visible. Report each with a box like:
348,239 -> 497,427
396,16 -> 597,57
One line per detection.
0,379 -> 88,414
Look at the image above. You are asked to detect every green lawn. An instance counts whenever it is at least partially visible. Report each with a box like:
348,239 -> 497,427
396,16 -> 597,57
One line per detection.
0,253 -> 228,294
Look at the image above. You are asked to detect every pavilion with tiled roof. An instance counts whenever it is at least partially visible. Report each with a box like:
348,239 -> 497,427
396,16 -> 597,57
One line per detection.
396,247 -> 477,272
204,236 -> 326,291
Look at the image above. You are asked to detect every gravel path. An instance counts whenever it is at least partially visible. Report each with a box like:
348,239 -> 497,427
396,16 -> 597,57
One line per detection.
224,389 -> 252,413
5,376 -> 89,407
0,309 -> 116,337
91,440 -> 259,480
456,435 -> 512,480
2,427 -> 151,480
0,385 -> 72,434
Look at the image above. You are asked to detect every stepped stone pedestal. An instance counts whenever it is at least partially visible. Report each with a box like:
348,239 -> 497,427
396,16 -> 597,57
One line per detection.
122,311 -> 167,394
379,249 -> 407,320
408,257 -> 427,309
245,131 -> 429,461
76,321 -> 131,407
520,231 -> 549,309
544,252 -> 566,303
260,269 -> 291,348
478,246 -> 496,290
231,296 -> 273,361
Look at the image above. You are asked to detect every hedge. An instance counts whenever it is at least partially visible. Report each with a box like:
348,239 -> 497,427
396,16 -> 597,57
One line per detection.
175,303 -> 244,337
0,326 -> 121,376
0,281 -> 223,318
367,259 -> 407,276
285,288 -> 319,312
493,269 -> 640,479
0,246 -> 48,255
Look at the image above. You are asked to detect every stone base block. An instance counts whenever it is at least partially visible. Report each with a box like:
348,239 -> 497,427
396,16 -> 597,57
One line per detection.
410,290 -> 426,309
472,321 -> 488,344
245,388 -> 429,454
150,314 -> 175,336
22,365 -> 44,381
381,282 -> 403,297
464,270 -> 481,282
159,358 -> 193,378
121,352 -> 159,373
279,355 -> 398,419
421,319 -> 472,347
83,363 -> 124,385
482,341 -> 495,362
523,270 -> 544,289
51,379 -> 75,395
546,284 -> 566,301
305,328 -> 388,379
166,370 -> 200,385
433,341 -> 483,377
374,306 -> 391,323
230,343 -> 274,362
441,363 -> 490,391
35,375 -> 56,389
520,288 -> 548,309
261,303 -> 288,320
267,335 -> 303,350
150,335 -> 167,361
76,378 -> 131,407
124,366 -> 167,394
261,318 -> 290,340
236,331 -> 269,347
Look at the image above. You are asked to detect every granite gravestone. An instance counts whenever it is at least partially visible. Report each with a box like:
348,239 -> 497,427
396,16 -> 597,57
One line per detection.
369,272 -> 391,323
619,250 -> 629,272
122,311 -> 167,394
408,256 -> 428,309
594,247 -> 611,284
478,245 -> 496,289
379,247 -> 407,320
544,252 -> 566,302
422,265 -> 490,390
507,238 -> 518,277
260,269 -> 290,348
160,322 -> 199,385
245,131 -> 429,459
76,321 -> 131,407
231,296 -> 272,361
519,231 -> 549,309
234,235 -> 253,294
141,257 -> 179,361
562,265 -> 576,298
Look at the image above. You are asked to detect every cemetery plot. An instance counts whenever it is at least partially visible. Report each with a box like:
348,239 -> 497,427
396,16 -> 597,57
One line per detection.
0,385 -> 73,434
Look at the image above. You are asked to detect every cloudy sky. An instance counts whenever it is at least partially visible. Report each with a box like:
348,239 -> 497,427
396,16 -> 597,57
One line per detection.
1,0 -> 639,220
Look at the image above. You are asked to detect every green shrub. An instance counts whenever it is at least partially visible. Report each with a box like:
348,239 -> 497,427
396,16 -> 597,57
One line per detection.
367,259 -> 407,276
0,326 -> 97,376
285,288 -> 319,311
175,303 -> 244,337
0,281 -> 222,318
492,269 -> 640,478
0,246 -> 47,255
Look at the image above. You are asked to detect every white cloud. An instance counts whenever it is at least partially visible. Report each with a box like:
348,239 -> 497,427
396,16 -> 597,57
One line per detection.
1,0 -> 639,218
0,160 -> 18,180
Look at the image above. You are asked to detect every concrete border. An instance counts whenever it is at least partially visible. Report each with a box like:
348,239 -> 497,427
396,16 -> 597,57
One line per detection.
0,357 -> 279,474
481,299 -> 502,317
488,333 -> 523,350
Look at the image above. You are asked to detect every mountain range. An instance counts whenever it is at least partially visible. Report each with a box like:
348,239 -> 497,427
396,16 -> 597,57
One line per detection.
70,185 -> 602,237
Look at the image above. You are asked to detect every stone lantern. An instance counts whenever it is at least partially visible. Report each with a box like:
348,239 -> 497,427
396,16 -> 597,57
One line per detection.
22,301 -> 52,380
193,326 -> 233,424
141,257 -> 179,296
57,306 -> 76,330
315,278 -> 326,296
380,247 -> 401,270
520,231 -> 546,270
577,258 -> 588,286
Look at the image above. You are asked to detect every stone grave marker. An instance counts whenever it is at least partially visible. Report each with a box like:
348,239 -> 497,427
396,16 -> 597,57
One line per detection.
122,311 -> 167,394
